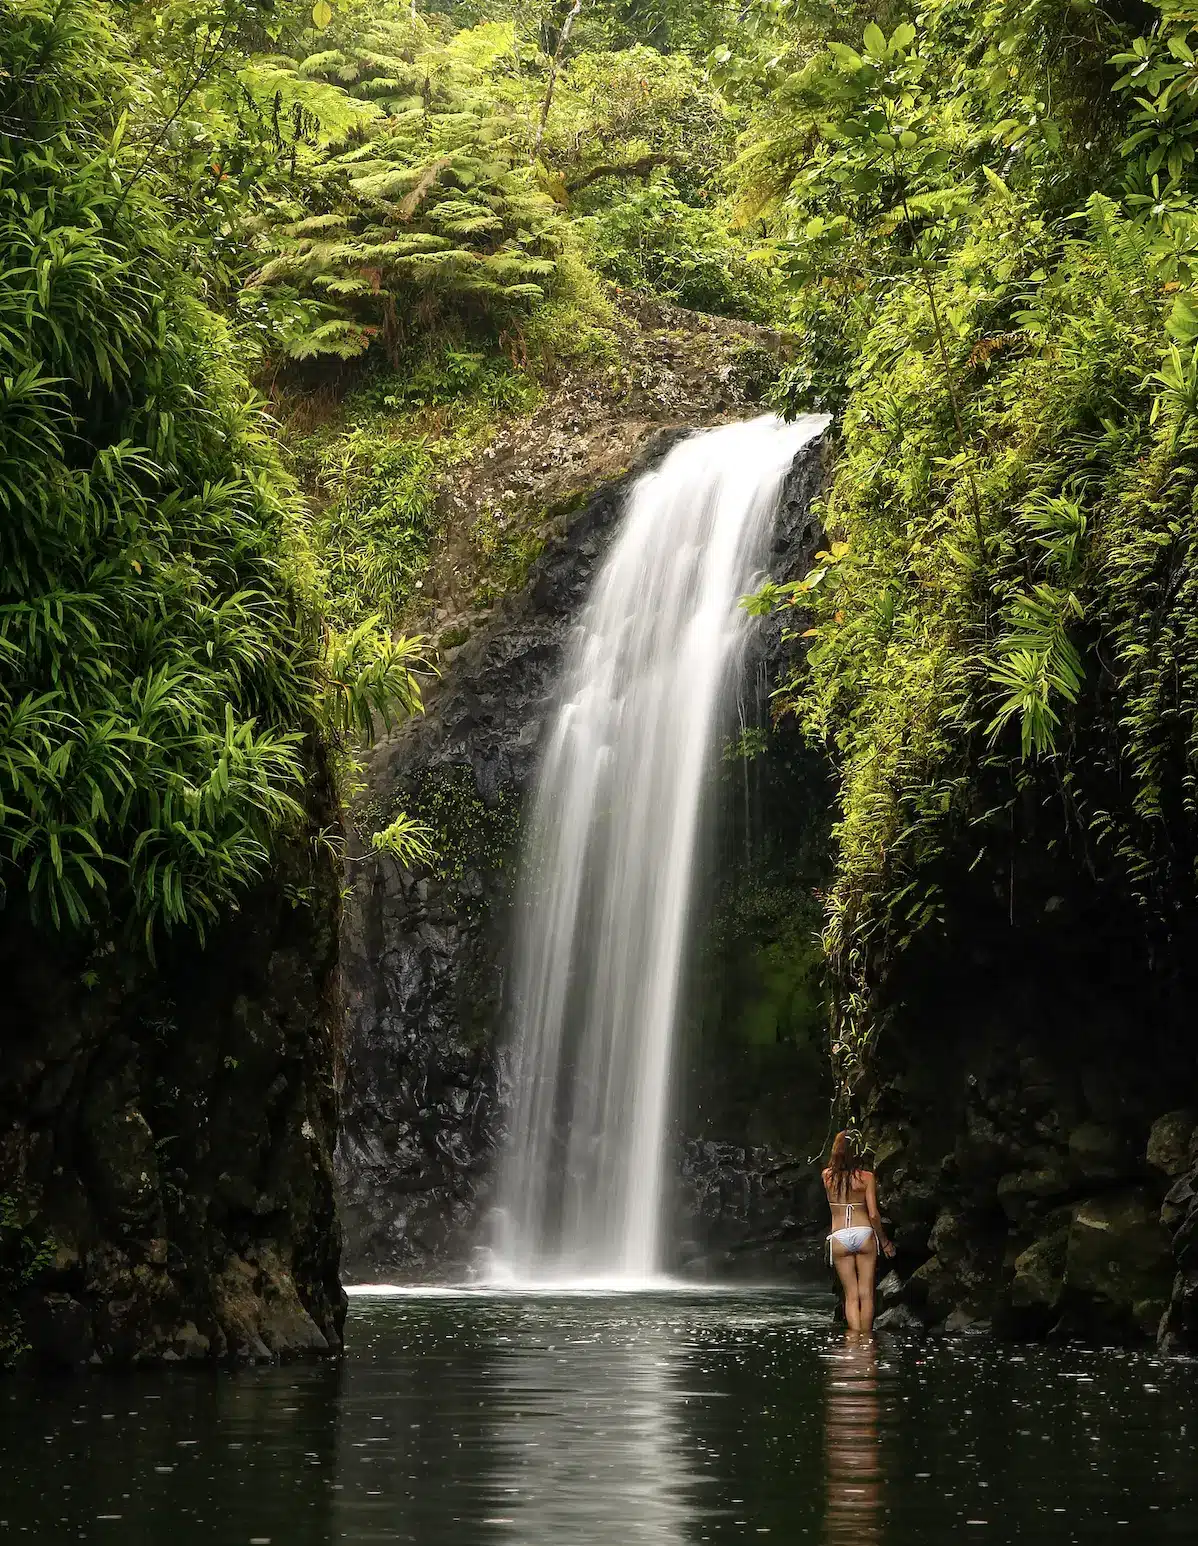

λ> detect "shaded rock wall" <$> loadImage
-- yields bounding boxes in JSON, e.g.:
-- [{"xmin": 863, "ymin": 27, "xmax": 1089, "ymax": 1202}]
[
  {"xmin": 865, "ymin": 823, "xmax": 1198, "ymax": 1345},
  {"xmin": 673, "ymin": 718, "xmax": 836, "ymax": 1276},
  {"xmin": 336, "ymin": 424, "xmax": 833, "ymax": 1280},
  {"xmin": 0, "ymin": 767, "xmax": 345, "ymax": 1366}
]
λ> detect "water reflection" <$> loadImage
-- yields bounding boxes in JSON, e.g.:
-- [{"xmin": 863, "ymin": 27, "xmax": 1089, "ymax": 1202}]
[
  {"xmin": 484, "ymin": 1317, "xmax": 692, "ymax": 1544},
  {"xmin": 823, "ymin": 1334, "xmax": 881, "ymax": 1545},
  {"xmin": 3, "ymin": 1294, "xmax": 1198, "ymax": 1544}
]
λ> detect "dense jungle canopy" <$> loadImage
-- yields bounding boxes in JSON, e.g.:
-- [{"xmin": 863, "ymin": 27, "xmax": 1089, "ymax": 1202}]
[{"xmin": 5, "ymin": 0, "xmax": 1198, "ymax": 1100}]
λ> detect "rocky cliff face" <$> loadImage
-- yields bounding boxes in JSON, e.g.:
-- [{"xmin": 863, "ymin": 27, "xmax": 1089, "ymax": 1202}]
[
  {"xmin": 336, "ymin": 411, "xmax": 833, "ymax": 1281},
  {"xmin": 0, "ymin": 768, "xmax": 345, "ymax": 1367},
  {"xmin": 865, "ymin": 824, "xmax": 1198, "ymax": 1347}
]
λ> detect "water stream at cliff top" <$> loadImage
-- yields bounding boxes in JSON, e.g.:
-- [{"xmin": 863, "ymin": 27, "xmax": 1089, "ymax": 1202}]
[{"xmin": 492, "ymin": 413, "xmax": 829, "ymax": 1284}]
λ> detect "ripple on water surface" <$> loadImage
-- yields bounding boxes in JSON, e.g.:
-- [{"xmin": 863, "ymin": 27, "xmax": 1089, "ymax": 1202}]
[{"xmin": 1, "ymin": 1289, "xmax": 1195, "ymax": 1543}]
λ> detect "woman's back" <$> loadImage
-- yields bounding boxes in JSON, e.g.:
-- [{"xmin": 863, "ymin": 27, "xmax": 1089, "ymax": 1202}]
[
  {"xmin": 823, "ymin": 1166, "xmax": 871, "ymax": 1225},
  {"xmin": 821, "ymin": 1132, "xmax": 895, "ymax": 1334}
]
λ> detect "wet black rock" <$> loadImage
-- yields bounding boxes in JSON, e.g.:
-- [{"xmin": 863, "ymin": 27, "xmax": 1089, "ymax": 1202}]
[
  {"xmin": 673, "ymin": 1138, "xmax": 826, "ymax": 1278},
  {"xmin": 874, "ymin": 1302, "xmax": 926, "ymax": 1334},
  {"xmin": 0, "ymin": 766, "xmax": 345, "ymax": 1366}
]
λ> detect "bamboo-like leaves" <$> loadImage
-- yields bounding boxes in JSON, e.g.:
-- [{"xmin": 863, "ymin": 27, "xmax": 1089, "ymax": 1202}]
[{"xmin": 0, "ymin": 0, "xmax": 340, "ymax": 946}]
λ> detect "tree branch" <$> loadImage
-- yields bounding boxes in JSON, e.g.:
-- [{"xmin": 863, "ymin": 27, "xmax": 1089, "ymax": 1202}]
[{"xmin": 564, "ymin": 152, "xmax": 687, "ymax": 194}]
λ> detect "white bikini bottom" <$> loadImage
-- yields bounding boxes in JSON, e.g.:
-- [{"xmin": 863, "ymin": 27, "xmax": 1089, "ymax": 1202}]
[{"xmin": 828, "ymin": 1225, "xmax": 875, "ymax": 1260}]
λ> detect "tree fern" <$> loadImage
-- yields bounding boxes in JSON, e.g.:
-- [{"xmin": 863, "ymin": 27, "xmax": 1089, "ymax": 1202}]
[{"xmin": 243, "ymin": 11, "xmax": 571, "ymax": 362}]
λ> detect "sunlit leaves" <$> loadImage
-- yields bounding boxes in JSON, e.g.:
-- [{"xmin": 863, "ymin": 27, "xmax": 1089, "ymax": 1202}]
[
  {"xmin": 319, "ymin": 620, "xmax": 428, "ymax": 746},
  {"xmin": 986, "ymin": 585, "xmax": 1085, "ymax": 759},
  {"xmin": 246, "ymin": 11, "xmax": 571, "ymax": 363},
  {"xmin": 369, "ymin": 812, "xmax": 435, "ymax": 868}
]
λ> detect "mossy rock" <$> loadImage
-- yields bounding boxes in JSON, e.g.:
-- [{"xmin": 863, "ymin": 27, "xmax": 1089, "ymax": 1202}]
[
  {"xmin": 996, "ymin": 1158, "xmax": 1074, "ymax": 1223},
  {"xmin": 1010, "ymin": 1225, "xmax": 1069, "ymax": 1316},
  {"xmin": 1065, "ymin": 1189, "xmax": 1173, "ymax": 1337},
  {"xmin": 1147, "ymin": 1110, "xmax": 1197, "ymax": 1179}
]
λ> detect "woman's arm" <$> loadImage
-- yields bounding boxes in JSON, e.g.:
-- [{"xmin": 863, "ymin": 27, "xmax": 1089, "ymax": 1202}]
[{"xmin": 865, "ymin": 1172, "xmax": 896, "ymax": 1257}]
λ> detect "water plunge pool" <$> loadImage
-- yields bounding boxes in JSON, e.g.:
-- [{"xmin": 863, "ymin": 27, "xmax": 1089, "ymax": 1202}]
[{"xmin": 2, "ymin": 1289, "xmax": 1195, "ymax": 1542}]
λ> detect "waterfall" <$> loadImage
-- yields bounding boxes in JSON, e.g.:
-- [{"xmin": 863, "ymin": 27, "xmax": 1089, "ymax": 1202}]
[{"xmin": 492, "ymin": 413, "xmax": 829, "ymax": 1284}]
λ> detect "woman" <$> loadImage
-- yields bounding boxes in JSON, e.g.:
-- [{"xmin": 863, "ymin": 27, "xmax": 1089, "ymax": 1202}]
[{"xmin": 822, "ymin": 1131, "xmax": 895, "ymax": 1334}]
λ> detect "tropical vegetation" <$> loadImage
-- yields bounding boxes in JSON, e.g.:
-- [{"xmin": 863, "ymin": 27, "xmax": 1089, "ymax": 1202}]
[
  {"xmin": 9, "ymin": 0, "xmax": 1198, "ymax": 1111},
  {"xmin": 743, "ymin": 0, "xmax": 1198, "ymax": 1107}
]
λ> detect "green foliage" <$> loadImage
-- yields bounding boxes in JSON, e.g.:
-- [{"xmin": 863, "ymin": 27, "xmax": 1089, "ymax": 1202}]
[
  {"xmin": 544, "ymin": 44, "xmax": 732, "ymax": 200},
  {"xmin": 369, "ymin": 811, "xmax": 436, "ymax": 867},
  {"xmin": 744, "ymin": 0, "xmax": 1198, "ymax": 1101},
  {"xmin": 247, "ymin": 14, "xmax": 574, "ymax": 361},
  {"xmin": 407, "ymin": 764, "xmax": 521, "ymax": 887},
  {"xmin": 468, "ymin": 504, "xmax": 548, "ymax": 605},
  {"xmin": 306, "ymin": 430, "xmax": 441, "ymax": 627},
  {"xmin": 0, "ymin": 0, "xmax": 424, "ymax": 949},
  {"xmin": 582, "ymin": 173, "xmax": 779, "ymax": 319},
  {"xmin": 320, "ymin": 619, "xmax": 427, "ymax": 744},
  {"xmin": 1, "ymin": 0, "xmax": 313, "ymax": 943}
]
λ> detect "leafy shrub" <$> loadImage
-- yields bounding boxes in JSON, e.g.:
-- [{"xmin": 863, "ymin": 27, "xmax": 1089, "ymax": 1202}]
[
  {"xmin": 0, "ymin": 0, "xmax": 322, "ymax": 943},
  {"xmin": 744, "ymin": 0, "xmax": 1198, "ymax": 1101},
  {"xmin": 0, "ymin": 0, "xmax": 422, "ymax": 947},
  {"xmin": 543, "ymin": 45, "xmax": 733, "ymax": 202},
  {"xmin": 0, "ymin": 1196, "xmax": 53, "ymax": 1367},
  {"xmin": 581, "ymin": 173, "xmax": 778, "ymax": 319},
  {"xmin": 247, "ymin": 13, "xmax": 574, "ymax": 362},
  {"xmin": 307, "ymin": 430, "xmax": 440, "ymax": 628}
]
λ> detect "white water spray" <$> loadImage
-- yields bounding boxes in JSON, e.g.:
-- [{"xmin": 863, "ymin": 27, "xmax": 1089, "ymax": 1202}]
[{"xmin": 492, "ymin": 413, "xmax": 828, "ymax": 1284}]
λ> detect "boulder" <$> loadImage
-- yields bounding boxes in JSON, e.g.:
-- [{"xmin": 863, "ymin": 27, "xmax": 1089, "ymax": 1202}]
[
  {"xmin": 1009, "ymin": 1225, "xmax": 1069, "ymax": 1319},
  {"xmin": 944, "ymin": 1307, "xmax": 992, "ymax": 1335},
  {"xmin": 904, "ymin": 1253, "xmax": 956, "ymax": 1321},
  {"xmin": 928, "ymin": 1208, "xmax": 970, "ymax": 1263},
  {"xmin": 1067, "ymin": 1123, "xmax": 1136, "ymax": 1184},
  {"xmin": 1146, "ymin": 1111, "xmax": 1197, "ymax": 1179},
  {"xmin": 1064, "ymin": 1188, "xmax": 1173, "ymax": 1337},
  {"xmin": 874, "ymin": 1302, "xmax": 926, "ymax": 1334},
  {"xmin": 996, "ymin": 1158, "xmax": 1073, "ymax": 1223},
  {"xmin": 1161, "ymin": 1169, "xmax": 1196, "ymax": 1234},
  {"xmin": 1160, "ymin": 1268, "xmax": 1198, "ymax": 1353}
]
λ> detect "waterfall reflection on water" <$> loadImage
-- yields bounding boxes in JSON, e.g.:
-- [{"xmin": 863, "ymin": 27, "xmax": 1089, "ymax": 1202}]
[{"xmin": 482, "ymin": 1317, "xmax": 692, "ymax": 1545}]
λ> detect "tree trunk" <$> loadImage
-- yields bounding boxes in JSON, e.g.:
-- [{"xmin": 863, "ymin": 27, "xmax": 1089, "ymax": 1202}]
[{"xmin": 533, "ymin": 0, "xmax": 583, "ymax": 159}]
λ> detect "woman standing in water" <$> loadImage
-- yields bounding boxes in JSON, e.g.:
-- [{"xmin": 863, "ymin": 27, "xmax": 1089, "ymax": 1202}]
[{"xmin": 823, "ymin": 1131, "xmax": 895, "ymax": 1334}]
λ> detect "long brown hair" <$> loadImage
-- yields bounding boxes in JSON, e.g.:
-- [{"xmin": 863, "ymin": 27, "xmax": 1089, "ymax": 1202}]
[{"xmin": 826, "ymin": 1130, "xmax": 863, "ymax": 1200}]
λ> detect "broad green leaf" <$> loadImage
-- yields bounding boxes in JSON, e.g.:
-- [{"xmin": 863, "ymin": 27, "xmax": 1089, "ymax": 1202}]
[
  {"xmin": 1167, "ymin": 297, "xmax": 1198, "ymax": 343},
  {"xmin": 982, "ymin": 164, "xmax": 1013, "ymax": 201},
  {"xmin": 863, "ymin": 22, "xmax": 886, "ymax": 56}
]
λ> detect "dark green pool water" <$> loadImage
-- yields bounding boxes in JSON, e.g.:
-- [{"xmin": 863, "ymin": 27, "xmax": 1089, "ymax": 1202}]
[{"xmin": 2, "ymin": 1288, "xmax": 1195, "ymax": 1543}]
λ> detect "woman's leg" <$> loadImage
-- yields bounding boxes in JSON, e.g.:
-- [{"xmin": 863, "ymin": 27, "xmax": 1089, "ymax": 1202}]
[
  {"xmin": 832, "ymin": 1244, "xmax": 861, "ymax": 1331},
  {"xmin": 856, "ymin": 1241, "xmax": 879, "ymax": 1332}
]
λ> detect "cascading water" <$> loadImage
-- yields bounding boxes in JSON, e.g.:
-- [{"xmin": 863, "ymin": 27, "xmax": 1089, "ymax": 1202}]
[{"xmin": 492, "ymin": 413, "xmax": 829, "ymax": 1284}]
